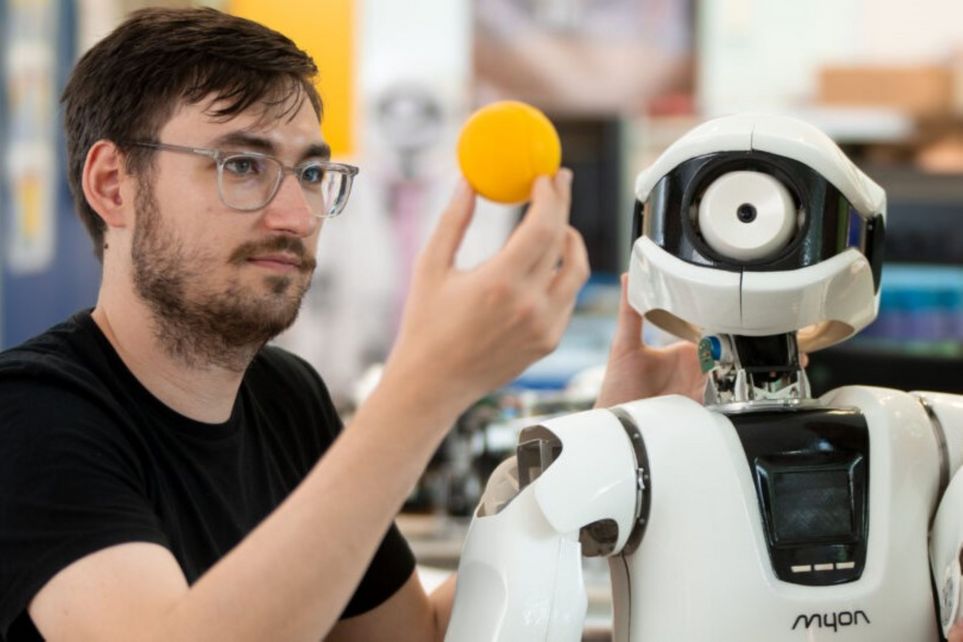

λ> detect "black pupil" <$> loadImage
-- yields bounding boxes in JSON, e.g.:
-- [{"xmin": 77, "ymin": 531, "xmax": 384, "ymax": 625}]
[{"xmin": 737, "ymin": 203, "xmax": 757, "ymax": 223}]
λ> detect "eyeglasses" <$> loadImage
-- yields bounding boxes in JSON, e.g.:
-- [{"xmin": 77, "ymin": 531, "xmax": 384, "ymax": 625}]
[{"xmin": 125, "ymin": 141, "xmax": 359, "ymax": 218}]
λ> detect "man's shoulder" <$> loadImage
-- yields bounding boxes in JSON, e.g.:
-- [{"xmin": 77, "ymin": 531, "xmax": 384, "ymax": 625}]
[
  {"xmin": 250, "ymin": 344, "xmax": 326, "ymax": 392},
  {"xmin": 245, "ymin": 345, "xmax": 341, "ymax": 433},
  {"xmin": 0, "ymin": 312, "xmax": 124, "ymax": 422},
  {"xmin": 0, "ymin": 311, "xmax": 103, "ymax": 382},
  {"xmin": 255, "ymin": 343, "xmax": 314, "ymax": 370}
]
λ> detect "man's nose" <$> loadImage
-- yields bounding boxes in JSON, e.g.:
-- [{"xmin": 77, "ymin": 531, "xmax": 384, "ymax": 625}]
[{"xmin": 261, "ymin": 174, "xmax": 317, "ymax": 236}]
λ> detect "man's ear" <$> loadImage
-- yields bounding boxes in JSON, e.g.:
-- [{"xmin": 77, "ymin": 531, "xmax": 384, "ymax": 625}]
[{"xmin": 81, "ymin": 140, "xmax": 132, "ymax": 229}]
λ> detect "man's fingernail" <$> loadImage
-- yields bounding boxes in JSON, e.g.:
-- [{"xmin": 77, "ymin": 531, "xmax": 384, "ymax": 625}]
[{"xmin": 558, "ymin": 168, "xmax": 573, "ymax": 185}]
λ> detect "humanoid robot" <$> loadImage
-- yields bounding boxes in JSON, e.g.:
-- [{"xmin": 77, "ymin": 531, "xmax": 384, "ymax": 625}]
[{"xmin": 444, "ymin": 113, "xmax": 963, "ymax": 641}]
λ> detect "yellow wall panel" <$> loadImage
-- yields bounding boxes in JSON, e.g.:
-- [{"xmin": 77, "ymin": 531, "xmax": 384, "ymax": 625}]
[{"xmin": 228, "ymin": 0, "xmax": 355, "ymax": 157}]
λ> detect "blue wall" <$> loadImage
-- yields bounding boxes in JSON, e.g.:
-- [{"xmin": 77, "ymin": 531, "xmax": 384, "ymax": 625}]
[{"xmin": 1, "ymin": 0, "xmax": 100, "ymax": 349}]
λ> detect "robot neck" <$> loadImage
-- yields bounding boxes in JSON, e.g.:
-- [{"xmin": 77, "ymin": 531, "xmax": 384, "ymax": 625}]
[{"xmin": 701, "ymin": 332, "xmax": 812, "ymax": 408}]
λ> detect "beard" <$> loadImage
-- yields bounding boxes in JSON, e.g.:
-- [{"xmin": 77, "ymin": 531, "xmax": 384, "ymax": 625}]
[{"xmin": 131, "ymin": 179, "xmax": 316, "ymax": 372}]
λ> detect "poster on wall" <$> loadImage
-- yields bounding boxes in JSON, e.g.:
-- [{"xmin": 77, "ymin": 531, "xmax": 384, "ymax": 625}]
[
  {"xmin": 473, "ymin": 0, "xmax": 694, "ymax": 115},
  {"xmin": 3, "ymin": 0, "xmax": 58, "ymax": 274}
]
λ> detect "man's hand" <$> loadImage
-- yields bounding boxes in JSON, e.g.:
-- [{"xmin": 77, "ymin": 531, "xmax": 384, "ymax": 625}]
[
  {"xmin": 950, "ymin": 623, "xmax": 963, "ymax": 642},
  {"xmin": 382, "ymin": 171, "xmax": 589, "ymax": 415},
  {"xmin": 595, "ymin": 273, "xmax": 705, "ymax": 408}
]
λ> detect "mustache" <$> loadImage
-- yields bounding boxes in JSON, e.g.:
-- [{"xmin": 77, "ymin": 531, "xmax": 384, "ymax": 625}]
[{"xmin": 229, "ymin": 236, "xmax": 317, "ymax": 273}]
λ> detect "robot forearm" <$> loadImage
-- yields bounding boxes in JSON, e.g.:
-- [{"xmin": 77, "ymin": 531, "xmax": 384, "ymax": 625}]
[{"xmin": 444, "ymin": 469, "xmax": 587, "ymax": 642}]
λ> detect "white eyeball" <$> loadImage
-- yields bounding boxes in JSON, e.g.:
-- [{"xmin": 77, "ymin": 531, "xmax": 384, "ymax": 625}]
[{"xmin": 697, "ymin": 171, "xmax": 797, "ymax": 261}]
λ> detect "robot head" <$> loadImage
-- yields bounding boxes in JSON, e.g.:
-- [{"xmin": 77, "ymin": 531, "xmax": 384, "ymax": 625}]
[{"xmin": 628, "ymin": 114, "xmax": 886, "ymax": 353}]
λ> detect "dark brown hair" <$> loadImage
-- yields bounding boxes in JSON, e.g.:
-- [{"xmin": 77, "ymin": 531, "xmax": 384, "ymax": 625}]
[{"xmin": 61, "ymin": 7, "xmax": 323, "ymax": 261}]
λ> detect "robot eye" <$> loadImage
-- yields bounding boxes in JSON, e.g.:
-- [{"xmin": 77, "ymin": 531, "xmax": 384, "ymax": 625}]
[{"xmin": 696, "ymin": 171, "xmax": 798, "ymax": 261}]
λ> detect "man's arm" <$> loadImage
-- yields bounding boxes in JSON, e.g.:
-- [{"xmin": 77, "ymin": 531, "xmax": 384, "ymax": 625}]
[{"xmin": 28, "ymin": 173, "xmax": 587, "ymax": 642}]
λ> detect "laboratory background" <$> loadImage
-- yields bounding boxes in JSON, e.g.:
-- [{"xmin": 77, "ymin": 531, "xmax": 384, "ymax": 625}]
[{"xmin": 2, "ymin": 1, "xmax": 963, "ymax": 636}]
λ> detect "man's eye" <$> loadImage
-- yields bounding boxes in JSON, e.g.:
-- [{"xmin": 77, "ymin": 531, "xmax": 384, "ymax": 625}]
[
  {"xmin": 224, "ymin": 156, "xmax": 263, "ymax": 176},
  {"xmin": 300, "ymin": 163, "xmax": 326, "ymax": 185}
]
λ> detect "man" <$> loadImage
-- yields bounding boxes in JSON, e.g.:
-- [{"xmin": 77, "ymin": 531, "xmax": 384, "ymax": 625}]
[{"xmin": 0, "ymin": 6, "xmax": 705, "ymax": 642}]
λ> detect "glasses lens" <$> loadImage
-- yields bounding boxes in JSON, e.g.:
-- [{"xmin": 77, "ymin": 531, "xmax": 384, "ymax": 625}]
[
  {"xmin": 299, "ymin": 162, "xmax": 354, "ymax": 217},
  {"xmin": 219, "ymin": 154, "xmax": 282, "ymax": 211}
]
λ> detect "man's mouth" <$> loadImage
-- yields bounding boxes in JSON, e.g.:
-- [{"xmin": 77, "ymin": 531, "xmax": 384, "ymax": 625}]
[
  {"xmin": 230, "ymin": 237, "xmax": 317, "ymax": 274},
  {"xmin": 246, "ymin": 253, "xmax": 303, "ymax": 272}
]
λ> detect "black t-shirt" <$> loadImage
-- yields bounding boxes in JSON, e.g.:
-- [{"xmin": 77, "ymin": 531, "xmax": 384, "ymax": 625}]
[{"xmin": 0, "ymin": 311, "xmax": 415, "ymax": 640}]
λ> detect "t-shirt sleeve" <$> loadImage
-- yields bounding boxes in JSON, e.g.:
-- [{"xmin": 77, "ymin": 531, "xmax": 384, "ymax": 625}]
[
  {"xmin": 0, "ymin": 380, "xmax": 168, "ymax": 637},
  {"xmin": 341, "ymin": 522, "xmax": 417, "ymax": 619}
]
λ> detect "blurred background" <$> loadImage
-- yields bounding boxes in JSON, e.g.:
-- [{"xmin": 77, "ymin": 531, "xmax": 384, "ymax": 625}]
[{"xmin": 3, "ymin": 1, "xmax": 963, "ymax": 633}]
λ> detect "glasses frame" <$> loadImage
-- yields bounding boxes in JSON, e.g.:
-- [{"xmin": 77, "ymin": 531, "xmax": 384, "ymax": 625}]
[{"xmin": 124, "ymin": 140, "xmax": 359, "ymax": 218}]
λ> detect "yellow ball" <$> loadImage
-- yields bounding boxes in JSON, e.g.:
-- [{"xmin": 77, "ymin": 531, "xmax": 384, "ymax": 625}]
[{"xmin": 457, "ymin": 101, "xmax": 562, "ymax": 204}]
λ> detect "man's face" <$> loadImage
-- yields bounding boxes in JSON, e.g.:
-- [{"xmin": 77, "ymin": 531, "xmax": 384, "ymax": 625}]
[{"xmin": 130, "ymin": 96, "xmax": 325, "ymax": 369}]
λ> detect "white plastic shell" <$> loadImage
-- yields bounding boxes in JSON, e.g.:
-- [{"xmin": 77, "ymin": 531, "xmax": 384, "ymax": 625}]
[
  {"xmin": 635, "ymin": 113, "xmax": 886, "ymax": 219},
  {"xmin": 920, "ymin": 391, "xmax": 963, "ymax": 637},
  {"xmin": 931, "ymin": 468, "xmax": 963, "ymax": 637},
  {"xmin": 628, "ymin": 238, "xmax": 878, "ymax": 350},
  {"xmin": 914, "ymin": 392, "xmax": 963, "ymax": 476},
  {"xmin": 446, "ymin": 408, "xmax": 639, "ymax": 642},
  {"xmin": 521, "ymin": 410, "xmax": 639, "ymax": 553}
]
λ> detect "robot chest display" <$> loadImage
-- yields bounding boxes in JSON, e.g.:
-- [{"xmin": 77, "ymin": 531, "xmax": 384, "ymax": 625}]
[
  {"xmin": 613, "ymin": 387, "xmax": 942, "ymax": 641},
  {"xmin": 728, "ymin": 406, "xmax": 870, "ymax": 587}
]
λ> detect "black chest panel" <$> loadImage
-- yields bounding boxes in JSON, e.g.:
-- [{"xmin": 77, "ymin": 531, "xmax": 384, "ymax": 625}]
[{"xmin": 728, "ymin": 408, "xmax": 870, "ymax": 586}]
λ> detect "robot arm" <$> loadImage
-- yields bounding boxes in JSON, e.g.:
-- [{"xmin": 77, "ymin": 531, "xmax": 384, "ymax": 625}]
[
  {"xmin": 445, "ymin": 408, "xmax": 641, "ymax": 642},
  {"xmin": 932, "ymin": 470, "xmax": 963, "ymax": 639},
  {"xmin": 923, "ymin": 393, "xmax": 963, "ymax": 638}
]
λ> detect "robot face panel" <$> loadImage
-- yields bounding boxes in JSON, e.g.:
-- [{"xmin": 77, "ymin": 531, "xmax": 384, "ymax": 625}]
[
  {"xmin": 627, "ymin": 114, "xmax": 887, "ymax": 351},
  {"xmin": 636, "ymin": 150, "xmax": 879, "ymax": 277}
]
